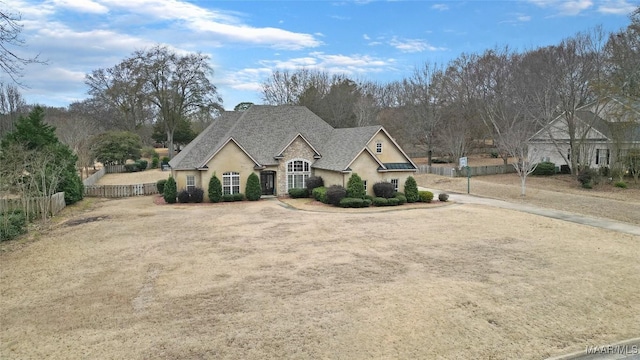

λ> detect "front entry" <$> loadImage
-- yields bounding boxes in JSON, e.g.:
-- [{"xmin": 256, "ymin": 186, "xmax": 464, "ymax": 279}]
[{"xmin": 260, "ymin": 171, "xmax": 276, "ymax": 195}]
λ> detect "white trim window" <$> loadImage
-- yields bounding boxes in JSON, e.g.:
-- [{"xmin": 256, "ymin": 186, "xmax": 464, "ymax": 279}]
[
  {"xmin": 376, "ymin": 142, "xmax": 383, "ymax": 154},
  {"xmin": 391, "ymin": 178, "xmax": 399, "ymax": 192},
  {"xmin": 287, "ymin": 159, "xmax": 310, "ymax": 190},
  {"xmin": 223, "ymin": 172, "xmax": 240, "ymax": 194},
  {"xmin": 363, "ymin": 180, "xmax": 367, "ymax": 192},
  {"xmin": 186, "ymin": 175, "xmax": 195, "ymax": 192},
  {"xmin": 596, "ymin": 148, "xmax": 610, "ymax": 166}
]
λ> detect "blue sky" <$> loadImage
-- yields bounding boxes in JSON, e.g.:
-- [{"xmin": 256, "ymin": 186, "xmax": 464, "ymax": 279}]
[{"xmin": 4, "ymin": 0, "xmax": 638, "ymax": 110}]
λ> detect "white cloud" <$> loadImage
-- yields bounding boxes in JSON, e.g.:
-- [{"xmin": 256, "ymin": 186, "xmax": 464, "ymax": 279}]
[
  {"xmin": 257, "ymin": 52, "xmax": 396, "ymax": 76},
  {"xmin": 389, "ymin": 37, "xmax": 446, "ymax": 53},
  {"xmin": 527, "ymin": 0, "xmax": 594, "ymax": 15},
  {"xmin": 431, "ymin": 4, "xmax": 449, "ymax": 11},
  {"xmin": 597, "ymin": 0, "xmax": 638, "ymax": 14},
  {"xmin": 51, "ymin": 0, "xmax": 109, "ymax": 14}
]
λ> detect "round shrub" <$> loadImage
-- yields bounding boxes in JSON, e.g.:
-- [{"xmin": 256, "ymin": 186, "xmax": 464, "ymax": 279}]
[
  {"xmin": 532, "ymin": 161, "xmax": 556, "ymax": 176},
  {"xmin": 404, "ymin": 176, "xmax": 419, "ymax": 203},
  {"xmin": 135, "ymin": 159, "xmax": 148, "ymax": 171},
  {"xmin": 178, "ymin": 190, "xmax": 191, "ymax": 203},
  {"xmin": 151, "ymin": 157, "xmax": 159, "ymax": 169},
  {"xmin": 222, "ymin": 194, "xmax": 235, "ymax": 202},
  {"xmin": 190, "ymin": 188, "xmax": 204, "ymax": 203},
  {"xmin": 312, "ymin": 186, "xmax": 328, "ymax": 203},
  {"xmin": 288, "ymin": 188, "xmax": 309, "ymax": 198},
  {"xmin": 163, "ymin": 177, "xmax": 177, "ymax": 204},
  {"xmin": 387, "ymin": 197, "xmax": 400, "ymax": 206},
  {"xmin": 373, "ymin": 182, "xmax": 395, "ymax": 198},
  {"xmin": 233, "ymin": 193, "xmax": 245, "ymax": 201},
  {"xmin": 418, "ymin": 190, "xmax": 434, "ymax": 203},
  {"xmin": 372, "ymin": 197, "xmax": 388, "ymax": 206},
  {"xmin": 246, "ymin": 173, "xmax": 262, "ymax": 201},
  {"xmin": 208, "ymin": 174, "xmax": 222, "ymax": 203},
  {"xmin": 346, "ymin": 173, "xmax": 366, "ymax": 199},
  {"xmin": 339, "ymin": 197, "xmax": 369, "ymax": 208},
  {"xmin": 125, "ymin": 163, "xmax": 138, "ymax": 172},
  {"xmin": 156, "ymin": 179, "xmax": 167, "ymax": 194},
  {"xmin": 306, "ymin": 176, "xmax": 324, "ymax": 193},
  {"xmin": 394, "ymin": 194, "xmax": 407, "ymax": 205},
  {"xmin": 438, "ymin": 193, "xmax": 449, "ymax": 202},
  {"xmin": 326, "ymin": 185, "xmax": 347, "ymax": 206},
  {"xmin": 161, "ymin": 156, "xmax": 170, "ymax": 165},
  {"xmin": 614, "ymin": 181, "xmax": 627, "ymax": 189}
]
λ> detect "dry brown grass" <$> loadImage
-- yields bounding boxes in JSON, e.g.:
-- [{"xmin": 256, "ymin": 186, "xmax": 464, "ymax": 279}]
[
  {"xmin": 416, "ymin": 173, "xmax": 640, "ymax": 225},
  {"xmin": 1, "ymin": 190, "xmax": 639, "ymax": 359},
  {"xmin": 96, "ymin": 169, "xmax": 170, "ymax": 185}
]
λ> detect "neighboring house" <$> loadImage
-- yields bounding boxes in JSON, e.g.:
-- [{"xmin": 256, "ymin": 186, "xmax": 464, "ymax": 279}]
[
  {"xmin": 169, "ymin": 105, "xmax": 417, "ymax": 199},
  {"xmin": 528, "ymin": 98, "xmax": 640, "ymax": 171}
]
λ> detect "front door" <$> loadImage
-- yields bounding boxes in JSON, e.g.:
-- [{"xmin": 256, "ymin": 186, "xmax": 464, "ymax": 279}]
[{"xmin": 260, "ymin": 171, "xmax": 275, "ymax": 195}]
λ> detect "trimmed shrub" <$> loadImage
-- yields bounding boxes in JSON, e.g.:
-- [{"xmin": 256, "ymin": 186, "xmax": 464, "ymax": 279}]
[
  {"xmin": 326, "ymin": 185, "xmax": 347, "ymax": 206},
  {"xmin": 135, "ymin": 159, "xmax": 148, "ymax": 171},
  {"xmin": 532, "ymin": 161, "xmax": 556, "ymax": 176},
  {"xmin": 339, "ymin": 197, "xmax": 370, "ymax": 208},
  {"xmin": 418, "ymin": 190, "xmax": 434, "ymax": 203},
  {"xmin": 387, "ymin": 197, "xmax": 400, "ymax": 206},
  {"xmin": 208, "ymin": 174, "xmax": 222, "ymax": 203},
  {"xmin": 346, "ymin": 173, "xmax": 366, "ymax": 199},
  {"xmin": 190, "ymin": 188, "xmax": 204, "ymax": 203},
  {"xmin": 404, "ymin": 176, "xmax": 419, "ymax": 203},
  {"xmin": 246, "ymin": 173, "xmax": 262, "ymax": 201},
  {"xmin": 372, "ymin": 197, "xmax": 388, "ymax": 206},
  {"xmin": 394, "ymin": 194, "xmax": 407, "ymax": 205},
  {"xmin": 124, "ymin": 163, "xmax": 138, "ymax": 172},
  {"xmin": 364, "ymin": 194, "xmax": 373, "ymax": 201},
  {"xmin": 312, "ymin": 186, "xmax": 328, "ymax": 204},
  {"xmin": 438, "ymin": 193, "xmax": 449, "ymax": 202},
  {"xmin": 614, "ymin": 181, "xmax": 627, "ymax": 189},
  {"xmin": 156, "ymin": 179, "xmax": 167, "ymax": 194},
  {"xmin": 306, "ymin": 176, "xmax": 324, "ymax": 193},
  {"xmin": 0, "ymin": 210, "xmax": 27, "ymax": 242},
  {"xmin": 288, "ymin": 188, "xmax": 309, "ymax": 198},
  {"xmin": 373, "ymin": 182, "xmax": 395, "ymax": 198},
  {"xmin": 161, "ymin": 156, "xmax": 170, "ymax": 165},
  {"xmin": 233, "ymin": 193, "xmax": 245, "ymax": 201},
  {"xmin": 178, "ymin": 190, "xmax": 191, "ymax": 203},
  {"xmin": 151, "ymin": 157, "xmax": 159, "ymax": 169},
  {"xmin": 163, "ymin": 177, "xmax": 177, "ymax": 204},
  {"xmin": 222, "ymin": 194, "xmax": 235, "ymax": 202}
]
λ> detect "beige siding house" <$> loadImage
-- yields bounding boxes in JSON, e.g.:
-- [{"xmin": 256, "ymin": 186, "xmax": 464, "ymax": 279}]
[{"xmin": 169, "ymin": 105, "xmax": 417, "ymax": 199}]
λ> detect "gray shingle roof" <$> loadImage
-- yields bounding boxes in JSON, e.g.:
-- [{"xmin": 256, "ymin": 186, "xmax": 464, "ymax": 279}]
[{"xmin": 171, "ymin": 105, "xmax": 375, "ymax": 171}]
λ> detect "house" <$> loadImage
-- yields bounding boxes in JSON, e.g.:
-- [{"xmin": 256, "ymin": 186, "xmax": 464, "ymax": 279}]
[
  {"xmin": 528, "ymin": 98, "xmax": 640, "ymax": 171},
  {"xmin": 168, "ymin": 105, "xmax": 417, "ymax": 199}
]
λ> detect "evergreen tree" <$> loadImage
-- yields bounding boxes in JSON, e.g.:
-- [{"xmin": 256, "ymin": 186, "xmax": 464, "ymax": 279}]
[
  {"xmin": 163, "ymin": 176, "xmax": 177, "ymax": 204},
  {"xmin": 208, "ymin": 173, "xmax": 222, "ymax": 203},
  {"xmin": 346, "ymin": 173, "xmax": 366, "ymax": 199},
  {"xmin": 1, "ymin": 106, "xmax": 83, "ymax": 204},
  {"xmin": 404, "ymin": 176, "xmax": 419, "ymax": 203},
  {"xmin": 245, "ymin": 172, "xmax": 261, "ymax": 201}
]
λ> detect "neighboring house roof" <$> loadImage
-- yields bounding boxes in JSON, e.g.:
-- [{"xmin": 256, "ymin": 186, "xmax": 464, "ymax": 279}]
[
  {"xmin": 169, "ymin": 105, "xmax": 416, "ymax": 172},
  {"xmin": 529, "ymin": 98, "xmax": 640, "ymax": 143}
]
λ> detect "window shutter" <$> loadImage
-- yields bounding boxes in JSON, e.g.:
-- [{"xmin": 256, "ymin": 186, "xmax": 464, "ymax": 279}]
[
  {"xmin": 595, "ymin": 149, "xmax": 599, "ymax": 165},
  {"xmin": 606, "ymin": 149, "xmax": 610, "ymax": 165}
]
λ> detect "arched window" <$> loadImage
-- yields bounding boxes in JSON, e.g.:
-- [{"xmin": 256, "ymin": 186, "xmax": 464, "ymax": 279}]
[
  {"xmin": 286, "ymin": 159, "xmax": 310, "ymax": 190},
  {"xmin": 223, "ymin": 172, "xmax": 240, "ymax": 194}
]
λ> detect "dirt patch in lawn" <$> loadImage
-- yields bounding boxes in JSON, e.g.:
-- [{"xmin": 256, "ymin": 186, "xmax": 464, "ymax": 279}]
[{"xmin": 1, "ymin": 196, "xmax": 638, "ymax": 360}]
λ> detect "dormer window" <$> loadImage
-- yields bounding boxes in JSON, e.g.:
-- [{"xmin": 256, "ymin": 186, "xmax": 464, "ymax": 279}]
[{"xmin": 376, "ymin": 142, "xmax": 382, "ymax": 154}]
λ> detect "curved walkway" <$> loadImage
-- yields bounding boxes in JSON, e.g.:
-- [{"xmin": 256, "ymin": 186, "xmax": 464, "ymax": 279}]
[{"xmin": 419, "ymin": 187, "xmax": 640, "ymax": 237}]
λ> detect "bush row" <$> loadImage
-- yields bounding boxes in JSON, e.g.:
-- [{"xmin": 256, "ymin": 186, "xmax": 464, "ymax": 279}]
[
  {"xmin": 177, "ymin": 188, "xmax": 205, "ymax": 203},
  {"xmin": 125, "ymin": 159, "xmax": 149, "ymax": 172}
]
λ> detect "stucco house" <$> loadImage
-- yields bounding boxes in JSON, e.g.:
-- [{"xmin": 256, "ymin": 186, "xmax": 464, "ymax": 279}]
[
  {"xmin": 168, "ymin": 105, "xmax": 417, "ymax": 199},
  {"xmin": 528, "ymin": 98, "xmax": 640, "ymax": 171}
]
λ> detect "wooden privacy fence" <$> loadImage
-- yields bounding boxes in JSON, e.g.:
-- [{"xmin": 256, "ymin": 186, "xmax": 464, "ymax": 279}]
[
  {"xmin": 83, "ymin": 167, "xmax": 106, "ymax": 186},
  {"xmin": 105, "ymin": 165, "xmax": 127, "ymax": 174},
  {"xmin": 417, "ymin": 164, "xmax": 516, "ymax": 177},
  {"xmin": 0, "ymin": 192, "xmax": 66, "ymax": 218},
  {"xmin": 84, "ymin": 183, "xmax": 158, "ymax": 198}
]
